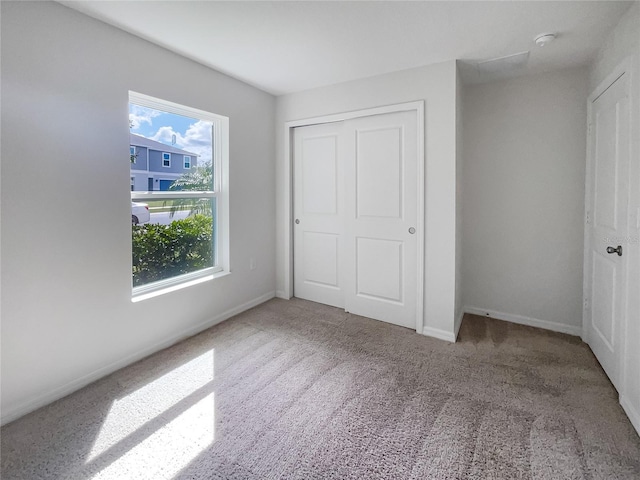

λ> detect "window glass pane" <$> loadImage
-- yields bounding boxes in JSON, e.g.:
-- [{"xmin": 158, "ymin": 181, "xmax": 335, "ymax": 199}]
[
  {"xmin": 129, "ymin": 104, "xmax": 213, "ymax": 192},
  {"xmin": 129, "ymin": 95, "xmax": 223, "ymax": 294},
  {"xmin": 132, "ymin": 197, "xmax": 215, "ymax": 288}
]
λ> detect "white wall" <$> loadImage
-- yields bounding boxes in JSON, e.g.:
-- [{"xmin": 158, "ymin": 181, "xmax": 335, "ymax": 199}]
[
  {"xmin": 455, "ymin": 63, "xmax": 464, "ymax": 337},
  {"xmin": 1, "ymin": 1, "xmax": 276, "ymax": 424},
  {"xmin": 276, "ymin": 61, "xmax": 459, "ymax": 341},
  {"xmin": 462, "ymin": 66, "xmax": 588, "ymax": 335},
  {"xmin": 589, "ymin": 2, "xmax": 640, "ymax": 435}
]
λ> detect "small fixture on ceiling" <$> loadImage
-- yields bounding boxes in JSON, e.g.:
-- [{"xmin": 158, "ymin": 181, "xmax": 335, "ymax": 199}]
[{"xmin": 535, "ymin": 33, "xmax": 556, "ymax": 47}]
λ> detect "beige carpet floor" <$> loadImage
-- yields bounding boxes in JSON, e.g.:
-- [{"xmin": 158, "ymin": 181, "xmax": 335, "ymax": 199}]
[{"xmin": 2, "ymin": 298, "xmax": 639, "ymax": 479}]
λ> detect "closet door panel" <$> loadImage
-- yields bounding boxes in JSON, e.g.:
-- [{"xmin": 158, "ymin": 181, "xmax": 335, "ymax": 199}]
[
  {"xmin": 344, "ymin": 111, "xmax": 418, "ymax": 329},
  {"xmin": 293, "ymin": 122, "xmax": 345, "ymax": 308}
]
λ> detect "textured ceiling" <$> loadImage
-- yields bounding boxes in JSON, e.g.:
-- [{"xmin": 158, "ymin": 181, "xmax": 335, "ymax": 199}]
[{"xmin": 60, "ymin": 1, "xmax": 633, "ymax": 95}]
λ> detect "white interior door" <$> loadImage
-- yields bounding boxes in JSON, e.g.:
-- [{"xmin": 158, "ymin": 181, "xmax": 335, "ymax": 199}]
[
  {"xmin": 293, "ymin": 110, "xmax": 419, "ymax": 330},
  {"xmin": 585, "ymin": 72, "xmax": 630, "ymax": 392},
  {"xmin": 343, "ymin": 111, "xmax": 418, "ymax": 329},
  {"xmin": 293, "ymin": 122, "xmax": 345, "ymax": 308}
]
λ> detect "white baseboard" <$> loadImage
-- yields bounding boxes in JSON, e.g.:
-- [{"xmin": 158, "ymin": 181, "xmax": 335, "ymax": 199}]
[
  {"xmin": 1, "ymin": 291, "xmax": 276, "ymax": 426},
  {"xmin": 420, "ymin": 309, "xmax": 463, "ymax": 343},
  {"xmin": 422, "ymin": 326, "xmax": 457, "ymax": 343},
  {"xmin": 620, "ymin": 396, "xmax": 640, "ymax": 437},
  {"xmin": 463, "ymin": 306, "xmax": 583, "ymax": 337},
  {"xmin": 275, "ymin": 290, "xmax": 290, "ymax": 299}
]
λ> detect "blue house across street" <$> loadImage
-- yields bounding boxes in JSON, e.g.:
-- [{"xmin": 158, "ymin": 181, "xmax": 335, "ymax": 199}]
[{"xmin": 130, "ymin": 133, "xmax": 198, "ymax": 191}]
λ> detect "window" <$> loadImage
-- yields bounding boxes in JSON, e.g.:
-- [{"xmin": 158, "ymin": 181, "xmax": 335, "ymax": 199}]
[
  {"xmin": 130, "ymin": 177, "xmax": 135, "ymax": 191},
  {"xmin": 129, "ymin": 92, "xmax": 229, "ymax": 299},
  {"xmin": 130, "ymin": 146, "xmax": 137, "ymax": 164}
]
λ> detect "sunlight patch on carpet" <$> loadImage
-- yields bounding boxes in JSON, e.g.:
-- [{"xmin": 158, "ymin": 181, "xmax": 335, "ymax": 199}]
[
  {"xmin": 90, "ymin": 392, "xmax": 214, "ymax": 480},
  {"xmin": 85, "ymin": 349, "xmax": 215, "ymax": 478}
]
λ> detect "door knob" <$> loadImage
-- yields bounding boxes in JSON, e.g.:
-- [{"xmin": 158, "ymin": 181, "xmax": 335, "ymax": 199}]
[
  {"xmin": 606, "ymin": 245, "xmax": 622, "ymax": 256},
  {"xmin": 408, "ymin": 227, "xmax": 416, "ymax": 234}
]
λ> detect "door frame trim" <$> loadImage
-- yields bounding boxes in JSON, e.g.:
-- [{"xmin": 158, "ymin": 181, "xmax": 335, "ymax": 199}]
[
  {"xmin": 282, "ymin": 101, "xmax": 426, "ymax": 333},
  {"xmin": 583, "ymin": 57, "xmax": 632, "ymax": 382}
]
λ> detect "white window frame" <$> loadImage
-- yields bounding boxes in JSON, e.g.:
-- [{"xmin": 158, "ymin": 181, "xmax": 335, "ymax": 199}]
[
  {"xmin": 162, "ymin": 152, "xmax": 171, "ymax": 168},
  {"xmin": 129, "ymin": 91, "xmax": 230, "ymax": 300},
  {"xmin": 184, "ymin": 155, "xmax": 191, "ymax": 169}
]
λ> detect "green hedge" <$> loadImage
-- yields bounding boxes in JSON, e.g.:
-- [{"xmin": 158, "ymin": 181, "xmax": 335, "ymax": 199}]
[{"xmin": 132, "ymin": 214, "xmax": 213, "ymax": 287}]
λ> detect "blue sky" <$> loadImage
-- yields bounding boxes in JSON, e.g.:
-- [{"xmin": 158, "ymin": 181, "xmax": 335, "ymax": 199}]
[{"xmin": 129, "ymin": 104, "xmax": 213, "ymax": 164}]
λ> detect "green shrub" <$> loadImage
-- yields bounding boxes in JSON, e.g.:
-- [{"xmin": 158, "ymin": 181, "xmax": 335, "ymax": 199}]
[{"xmin": 132, "ymin": 214, "xmax": 213, "ymax": 287}]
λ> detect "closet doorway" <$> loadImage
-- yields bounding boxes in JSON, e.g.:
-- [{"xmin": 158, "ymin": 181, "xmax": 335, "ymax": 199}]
[{"xmin": 290, "ymin": 104, "xmax": 424, "ymax": 330}]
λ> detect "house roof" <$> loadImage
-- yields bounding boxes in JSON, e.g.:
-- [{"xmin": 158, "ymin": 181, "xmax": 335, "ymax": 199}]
[{"xmin": 130, "ymin": 133, "xmax": 198, "ymax": 157}]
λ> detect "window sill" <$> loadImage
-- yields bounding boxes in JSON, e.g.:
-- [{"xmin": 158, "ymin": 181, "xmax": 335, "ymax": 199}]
[{"xmin": 132, "ymin": 269, "xmax": 230, "ymax": 303}]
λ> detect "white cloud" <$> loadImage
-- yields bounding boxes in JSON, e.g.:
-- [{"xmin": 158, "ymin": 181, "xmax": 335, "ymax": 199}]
[
  {"xmin": 151, "ymin": 126, "xmax": 180, "ymax": 145},
  {"xmin": 151, "ymin": 121, "xmax": 213, "ymax": 165},
  {"xmin": 129, "ymin": 106, "xmax": 162, "ymax": 130}
]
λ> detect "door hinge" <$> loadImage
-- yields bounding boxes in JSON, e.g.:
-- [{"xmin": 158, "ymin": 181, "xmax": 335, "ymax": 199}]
[
  {"xmin": 584, "ymin": 297, "xmax": 589, "ymax": 310},
  {"xmin": 585, "ymin": 210, "xmax": 591, "ymax": 225}
]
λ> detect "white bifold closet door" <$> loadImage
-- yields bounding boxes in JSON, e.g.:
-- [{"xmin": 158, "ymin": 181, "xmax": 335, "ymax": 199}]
[{"xmin": 293, "ymin": 111, "xmax": 418, "ymax": 329}]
